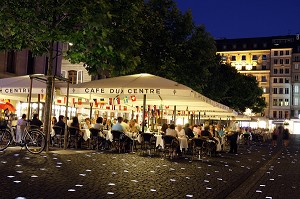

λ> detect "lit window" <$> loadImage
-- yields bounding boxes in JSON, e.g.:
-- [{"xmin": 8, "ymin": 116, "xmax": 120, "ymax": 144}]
[
  {"xmin": 295, "ymin": 63, "xmax": 299, "ymax": 70},
  {"xmin": 77, "ymin": 70, "xmax": 83, "ymax": 84},
  {"xmin": 263, "ymin": 87, "xmax": 267, "ymax": 93},
  {"xmin": 61, "ymin": 70, "xmax": 66, "ymax": 78},
  {"xmin": 279, "ymin": 99, "xmax": 283, "ymax": 106},
  {"xmin": 295, "ymin": 85, "xmax": 299, "ymax": 93},
  {"xmin": 295, "ymin": 97, "xmax": 299, "ymax": 106},
  {"xmin": 285, "ymin": 99, "xmax": 289, "ymax": 106}
]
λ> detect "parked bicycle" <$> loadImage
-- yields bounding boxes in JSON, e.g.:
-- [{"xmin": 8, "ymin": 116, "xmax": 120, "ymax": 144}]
[{"xmin": 0, "ymin": 123, "xmax": 46, "ymax": 154}]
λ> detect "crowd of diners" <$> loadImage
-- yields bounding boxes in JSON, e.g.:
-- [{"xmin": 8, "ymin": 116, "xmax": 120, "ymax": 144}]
[
  {"xmin": 7, "ymin": 110, "xmax": 275, "ymax": 155},
  {"xmin": 46, "ymin": 114, "xmax": 274, "ymax": 156}
]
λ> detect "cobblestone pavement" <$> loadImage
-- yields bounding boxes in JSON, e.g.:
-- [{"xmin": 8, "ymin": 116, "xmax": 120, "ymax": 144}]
[{"xmin": 0, "ymin": 136, "xmax": 298, "ymax": 199}]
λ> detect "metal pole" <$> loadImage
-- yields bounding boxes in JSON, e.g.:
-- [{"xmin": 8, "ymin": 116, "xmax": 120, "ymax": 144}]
[
  {"xmin": 174, "ymin": 105, "xmax": 176, "ymax": 125},
  {"xmin": 142, "ymin": 94, "xmax": 146, "ymax": 133},
  {"xmin": 37, "ymin": 94, "xmax": 40, "ymax": 118},
  {"xmin": 64, "ymin": 80, "xmax": 70, "ymax": 149},
  {"xmin": 89, "ymin": 103, "xmax": 93, "ymax": 119},
  {"xmin": 27, "ymin": 77, "xmax": 33, "ymax": 120}
]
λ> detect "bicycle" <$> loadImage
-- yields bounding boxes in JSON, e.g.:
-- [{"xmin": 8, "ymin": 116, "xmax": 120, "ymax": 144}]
[{"xmin": 0, "ymin": 123, "xmax": 46, "ymax": 154}]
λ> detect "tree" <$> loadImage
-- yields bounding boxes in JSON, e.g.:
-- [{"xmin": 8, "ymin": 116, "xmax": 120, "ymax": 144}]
[
  {"xmin": 202, "ymin": 63, "xmax": 266, "ymax": 113},
  {"xmin": 66, "ymin": 0, "xmax": 144, "ymax": 76},
  {"xmin": 0, "ymin": 0, "xmax": 117, "ymax": 151}
]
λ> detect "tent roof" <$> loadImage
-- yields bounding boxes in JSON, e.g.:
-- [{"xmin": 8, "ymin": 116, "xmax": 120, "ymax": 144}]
[{"xmin": 62, "ymin": 73, "xmax": 237, "ymax": 116}]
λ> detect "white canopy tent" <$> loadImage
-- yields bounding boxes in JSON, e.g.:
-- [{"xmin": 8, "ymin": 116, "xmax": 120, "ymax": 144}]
[{"xmin": 60, "ymin": 73, "xmax": 237, "ymax": 121}]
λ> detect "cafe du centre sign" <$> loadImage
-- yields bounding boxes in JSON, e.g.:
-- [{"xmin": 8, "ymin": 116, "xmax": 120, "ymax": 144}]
[{"xmin": 60, "ymin": 87, "xmax": 192, "ymax": 96}]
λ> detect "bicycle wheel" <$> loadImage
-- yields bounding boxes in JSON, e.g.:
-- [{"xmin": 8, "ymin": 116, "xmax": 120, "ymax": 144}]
[
  {"xmin": 25, "ymin": 130, "xmax": 46, "ymax": 154},
  {"xmin": 0, "ymin": 128, "xmax": 12, "ymax": 151}
]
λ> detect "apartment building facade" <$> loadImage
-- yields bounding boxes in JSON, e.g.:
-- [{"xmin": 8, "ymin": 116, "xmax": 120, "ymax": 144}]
[{"xmin": 216, "ymin": 35, "xmax": 300, "ymax": 123}]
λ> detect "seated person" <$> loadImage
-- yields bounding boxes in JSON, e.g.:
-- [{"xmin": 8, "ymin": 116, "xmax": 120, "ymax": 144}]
[
  {"xmin": 184, "ymin": 123, "xmax": 194, "ymax": 139},
  {"xmin": 112, "ymin": 117, "xmax": 125, "ymax": 132},
  {"xmin": 30, "ymin": 113, "xmax": 43, "ymax": 128},
  {"xmin": 82, "ymin": 118, "xmax": 92, "ymax": 129},
  {"xmin": 55, "ymin": 115, "xmax": 66, "ymax": 134},
  {"xmin": 176, "ymin": 125, "xmax": 186, "ymax": 138}
]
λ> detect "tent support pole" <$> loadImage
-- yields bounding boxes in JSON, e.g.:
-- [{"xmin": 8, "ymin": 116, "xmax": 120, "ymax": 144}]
[
  {"xmin": 64, "ymin": 80, "xmax": 70, "ymax": 149},
  {"xmin": 27, "ymin": 77, "xmax": 33, "ymax": 120},
  {"xmin": 174, "ymin": 105, "xmax": 176, "ymax": 125},
  {"xmin": 142, "ymin": 94, "xmax": 146, "ymax": 133}
]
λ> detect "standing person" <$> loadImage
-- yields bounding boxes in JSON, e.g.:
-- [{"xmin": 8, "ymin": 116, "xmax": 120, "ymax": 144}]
[
  {"xmin": 272, "ymin": 127, "xmax": 279, "ymax": 147},
  {"xmin": 226, "ymin": 130, "xmax": 238, "ymax": 154},
  {"xmin": 282, "ymin": 127, "xmax": 290, "ymax": 147},
  {"xmin": 16, "ymin": 114, "xmax": 27, "ymax": 143}
]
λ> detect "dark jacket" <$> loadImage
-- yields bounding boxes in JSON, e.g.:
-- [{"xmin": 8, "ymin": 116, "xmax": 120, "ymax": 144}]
[
  {"xmin": 30, "ymin": 118, "xmax": 43, "ymax": 127},
  {"xmin": 184, "ymin": 127, "xmax": 194, "ymax": 138}
]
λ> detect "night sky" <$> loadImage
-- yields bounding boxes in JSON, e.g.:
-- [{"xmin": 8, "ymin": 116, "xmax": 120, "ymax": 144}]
[{"xmin": 175, "ymin": 0, "xmax": 300, "ymax": 39}]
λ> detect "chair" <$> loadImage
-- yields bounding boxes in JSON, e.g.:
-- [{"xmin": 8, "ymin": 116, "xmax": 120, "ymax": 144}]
[
  {"xmin": 203, "ymin": 139, "xmax": 216, "ymax": 157},
  {"xmin": 191, "ymin": 138, "xmax": 205, "ymax": 160},
  {"xmin": 111, "ymin": 130, "xmax": 126, "ymax": 153},
  {"xmin": 68, "ymin": 126, "xmax": 80, "ymax": 149},
  {"xmin": 162, "ymin": 135, "xmax": 178, "ymax": 159},
  {"xmin": 52, "ymin": 126, "xmax": 64, "ymax": 148},
  {"xmin": 89, "ymin": 128, "xmax": 101, "ymax": 150},
  {"xmin": 140, "ymin": 133, "xmax": 155, "ymax": 155}
]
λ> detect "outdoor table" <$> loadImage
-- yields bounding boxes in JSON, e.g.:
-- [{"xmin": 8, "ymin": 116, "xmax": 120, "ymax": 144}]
[
  {"xmin": 178, "ymin": 137, "xmax": 188, "ymax": 151},
  {"xmin": 106, "ymin": 130, "xmax": 113, "ymax": 142},
  {"xmin": 81, "ymin": 129, "xmax": 90, "ymax": 141},
  {"xmin": 155, "ymin": 134, "xmax": 164, "ymax": 149}
]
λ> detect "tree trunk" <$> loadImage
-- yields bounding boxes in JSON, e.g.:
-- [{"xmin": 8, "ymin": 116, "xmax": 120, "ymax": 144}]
[{"xmin": 44, "ymin": 41, "xmax": 54, "ymax": 152}]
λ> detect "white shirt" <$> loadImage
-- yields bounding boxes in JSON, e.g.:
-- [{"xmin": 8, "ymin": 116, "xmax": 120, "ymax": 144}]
[{"xmin": 166, "ymin": 128, "xmax": 178, "ymax": 137}]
